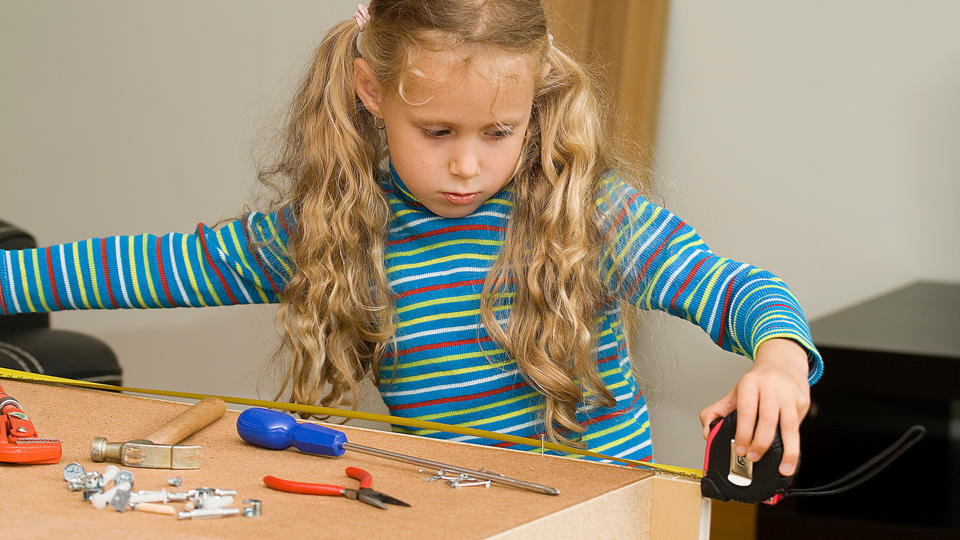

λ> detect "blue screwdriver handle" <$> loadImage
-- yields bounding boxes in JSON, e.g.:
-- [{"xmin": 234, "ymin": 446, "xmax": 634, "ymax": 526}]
[{"xmin": 236, "ymin": 407, "xmax": 347, "ymax": 457}]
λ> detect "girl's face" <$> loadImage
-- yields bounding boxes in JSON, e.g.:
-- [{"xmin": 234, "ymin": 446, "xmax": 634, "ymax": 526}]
[{"xmin": 356, "ymin": 47, "xmax": 537, "ymax": 218}]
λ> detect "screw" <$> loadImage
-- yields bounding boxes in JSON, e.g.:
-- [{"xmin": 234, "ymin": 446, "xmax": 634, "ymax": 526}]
[{"xmin": 167, "ymin": 477, "xmax": 182, "ymax": 487}]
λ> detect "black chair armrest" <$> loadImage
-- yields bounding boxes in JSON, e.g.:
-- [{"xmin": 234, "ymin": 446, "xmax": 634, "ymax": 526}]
[{"xmin": 0, "ymin": 330, "xmax": 121, "ymax": 385}]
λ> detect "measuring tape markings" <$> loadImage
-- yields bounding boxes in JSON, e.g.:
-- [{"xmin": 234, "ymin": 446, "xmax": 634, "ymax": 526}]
[{"xmin": 0, "ymin": 367, "xmax": 704, "ymax": 478}]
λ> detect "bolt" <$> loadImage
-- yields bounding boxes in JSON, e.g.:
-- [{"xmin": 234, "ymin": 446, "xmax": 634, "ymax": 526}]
[
  {"xmin": 456, "ymin": 480, "xmax": 491, "ymax": 488},
  {"xmin": 114, "ymin": 470, "xmax": 134, "ymax": 486},
  {"xmin": 167, "ymin": 477, "xmax": 182, "ymax": 487},
  {"xmin": 63, "ymin": 462, "xmax": 85, "ymax": 482},
  {"xmin": 178, "ymin": 508, "xmax": 242, "ymax": 520}
]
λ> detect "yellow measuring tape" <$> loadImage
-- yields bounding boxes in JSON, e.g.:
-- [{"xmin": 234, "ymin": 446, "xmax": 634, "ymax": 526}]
[{"xmin": 0, "ymin": 367, "xmax": 703, "ymax": 478}]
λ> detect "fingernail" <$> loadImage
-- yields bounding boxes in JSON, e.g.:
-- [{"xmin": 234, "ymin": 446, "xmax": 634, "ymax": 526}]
[
  {"xmin": 747, "ymin": 452, "xmax": 759, "ymax": 462},
  {"xmin": 781, "ymin": 464, "xmax": 795, "ymax": 476},
  {"xmin": 735, "ymin": 446, "xmax": 746, "ymax": 456}
]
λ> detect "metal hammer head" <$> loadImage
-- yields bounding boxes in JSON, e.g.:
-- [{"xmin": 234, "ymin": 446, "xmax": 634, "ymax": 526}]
[{"xmin": 91, "ymin": 437, "xmax": 201, "ymax": 469}]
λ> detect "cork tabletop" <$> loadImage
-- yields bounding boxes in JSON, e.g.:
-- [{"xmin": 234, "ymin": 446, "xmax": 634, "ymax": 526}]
[{"xmin": 0, "ymin": 379, "xmax": 688, "ymax": 539}]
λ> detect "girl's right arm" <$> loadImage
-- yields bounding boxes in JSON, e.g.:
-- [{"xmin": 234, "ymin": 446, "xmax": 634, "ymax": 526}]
[{"xmin": 0, "ymin": 209, "xmax": 295, "ymax": 314}]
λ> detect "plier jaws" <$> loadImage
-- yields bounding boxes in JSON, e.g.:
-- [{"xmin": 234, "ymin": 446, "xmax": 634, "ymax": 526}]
[{"xmin": 264, "ymin": 466, "xmax": 411, "ymax": 510}]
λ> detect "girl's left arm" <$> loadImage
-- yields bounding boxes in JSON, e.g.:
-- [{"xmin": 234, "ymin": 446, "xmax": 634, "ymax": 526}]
[{"xmin": 598, "ymin": 177, "xmax": 822, "ymax": 476}]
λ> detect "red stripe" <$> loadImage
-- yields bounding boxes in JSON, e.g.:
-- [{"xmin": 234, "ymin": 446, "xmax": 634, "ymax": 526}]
[
  {"xmin": 100, "ymin": 238, "xmax": 119, "ymax": 309},
  {"xmin": 716, "ymin": 278, "xmax": 737, "ymax": 348},
  {"xmin": 241, "ymin": 219, "xmax": 280, "ymax": 295},
  {"xmin": 389, "ymin": 225, "xmax": 505, "ymax": 246},
  {"xmin": 766, "ymin": 302, "xmax": 800, "ymax": 316},
  {"xmin": 197, "ymin": 223, "xmax": 239, "ymax": 305},
  {"xmin": 669, "ymin": 256, "xmax": 710, "ymax": 311},
  {"xmin": 389, "ymin": 381, "xmax": 528, "ymax": 411},
  {"xmin": 493, "ymin": 391, "xmax": 645, "ymax": 449},
  {"xmin": 0, "ymin": 262, "xmax": 7, "ymax": 314},
  {"xmin": 613, "ymin": 192, "xmax": 643, "ymax": 228},
  {"xmin": 396, "ymin": 278, "xmax": 486, "ymax": 300},
  {"xmin": 394, "ymin": 336, "xmax": 494, "ymax": 358},
  {"xmin": 277, "ymin": 209, "xmax": 292, "ymax": 239},
  {"xmin": 627, "ymin": 222, "xmax": 685, "ymax": 299},
  {"xmin": 44, "ymin": 247, "xmax": 65, "ymax": 310},
  {"xmin": 155, "ymin": 237, "xmax": 177, "ymax": 308}
]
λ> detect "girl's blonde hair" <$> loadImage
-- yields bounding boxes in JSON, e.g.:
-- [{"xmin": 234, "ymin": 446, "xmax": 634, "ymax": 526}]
[{"xmin": 260, "ymin": 0, "xmax": 646, "ymax": 445}]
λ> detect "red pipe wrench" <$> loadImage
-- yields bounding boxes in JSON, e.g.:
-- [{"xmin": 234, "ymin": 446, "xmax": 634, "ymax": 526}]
[{"xmin": 0, "ymin": 383, "xmax": 61, "ymax": 464}]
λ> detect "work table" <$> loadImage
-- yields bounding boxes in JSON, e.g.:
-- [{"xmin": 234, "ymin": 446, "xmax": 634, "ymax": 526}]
[{"xmin": 0, "ymin": 379, "xmax": 704, "ymax": 539}]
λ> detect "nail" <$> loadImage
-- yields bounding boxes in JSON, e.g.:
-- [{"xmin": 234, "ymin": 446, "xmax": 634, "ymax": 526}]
[
  {"xmin": 735, "ymin": 446, "xmax": 746, "ymax": 456},
  {"xmin": 747, "ymin": 452, "xmax": 759, "ymax": 462},
  {"xmin": 780, "ymin": 463, "xmax": 795, "ymax": 476}
]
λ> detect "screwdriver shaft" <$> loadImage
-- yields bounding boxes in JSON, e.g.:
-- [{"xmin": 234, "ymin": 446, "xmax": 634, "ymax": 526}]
[{"xmin": 342, "ymin": 441, "xmax": 560, "ymax": 496}]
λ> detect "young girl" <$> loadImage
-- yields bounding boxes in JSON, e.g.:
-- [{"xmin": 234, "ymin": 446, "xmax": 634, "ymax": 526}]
[{"xmin": 0, "ymin": 0, "xmax": 820, "ymax": 476}]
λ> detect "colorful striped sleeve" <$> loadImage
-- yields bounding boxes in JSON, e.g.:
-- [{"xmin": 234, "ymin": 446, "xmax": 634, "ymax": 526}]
[
  {"xmin": 0, "ymin": 208, "xmax": 295, "ymax": 314},
  {"xmin": 596, "ymin": 176, "xmax": 824, "ymax": 384}
]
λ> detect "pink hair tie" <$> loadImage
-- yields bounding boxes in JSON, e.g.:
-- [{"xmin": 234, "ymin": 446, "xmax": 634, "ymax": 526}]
[{"xmin": 354, "ymin": 4, "xmax": 371, "ymax": 30}]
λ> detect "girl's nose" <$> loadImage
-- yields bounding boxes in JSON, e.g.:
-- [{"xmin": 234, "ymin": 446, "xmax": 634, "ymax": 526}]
[{"xmin": 449, "ymin": 146, "xmax": 479, "ymax": 179}]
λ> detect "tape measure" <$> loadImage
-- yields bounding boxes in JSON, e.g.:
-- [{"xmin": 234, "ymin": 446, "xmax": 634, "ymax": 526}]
[
  {"xmin": 699, "ymin": 410, "xmax": 927, "ymax": 505},
  {"xmin": 701, "ymin": 411, "xmax": 793, "ymax": 504},
  {"xmin": 0, "ymin": 367, "xmax": 703, "ymax": 478}
]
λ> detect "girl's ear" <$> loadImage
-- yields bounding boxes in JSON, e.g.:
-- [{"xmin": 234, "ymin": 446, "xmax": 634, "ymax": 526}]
[{"xmin": 354, "ymin": 58, "xmax": 383, "ymax": 116}]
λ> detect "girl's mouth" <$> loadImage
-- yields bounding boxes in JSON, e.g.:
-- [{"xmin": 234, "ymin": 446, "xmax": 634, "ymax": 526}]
[{"xmin": 441, "ymin": 192, "xmax": 479, "ymax": 205}]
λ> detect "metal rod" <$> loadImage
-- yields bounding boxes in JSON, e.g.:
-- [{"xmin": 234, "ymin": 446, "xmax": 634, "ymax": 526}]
[{"xmin": 342, "ymin": 442, "xmax": 560, "ymax": 496}]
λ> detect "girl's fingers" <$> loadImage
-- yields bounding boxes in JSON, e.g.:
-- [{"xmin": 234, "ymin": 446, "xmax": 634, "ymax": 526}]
[
  {"xmin": 699, "ymin": 390, "xmax": 736, "ymax": 439},
  {"xmin": 778, "ymin": 408, "xmax": 800, "ymax": 476},
  {"xmin": 734, "ymin": 384, "xmax": 759, "ymax": 457},
  {"xmin": 747, "ymin": 393, "xmax": 779, "ymax": 462}
]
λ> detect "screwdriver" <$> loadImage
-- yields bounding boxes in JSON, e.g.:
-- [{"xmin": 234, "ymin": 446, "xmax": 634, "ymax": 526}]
[{"xmin": 236, "ymin": 407, "xmax": 559, "ymax": 496}]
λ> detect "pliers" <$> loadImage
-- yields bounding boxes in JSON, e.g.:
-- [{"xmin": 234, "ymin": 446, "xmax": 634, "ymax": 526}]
[{"xmin": 263, "ymin": 467, "xmax": 411, "ymax": 510}]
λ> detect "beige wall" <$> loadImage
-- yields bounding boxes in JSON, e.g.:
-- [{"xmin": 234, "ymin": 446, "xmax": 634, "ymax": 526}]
[
  {"xmin": 0, "ymin": 0, "xmax": 383, "ymax": 418},
  {"xmin": 2, "ymin": 1, "xmax": 958, "ymax": 469},
  {"xmin": 646, "ymin": 0, "xmax": 960, "ymax": 468}
]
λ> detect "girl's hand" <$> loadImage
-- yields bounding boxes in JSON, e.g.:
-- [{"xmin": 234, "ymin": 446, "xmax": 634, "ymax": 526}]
[{"xmin": 699, "ymin": 338, "xmax": 811, "ymax": 476}]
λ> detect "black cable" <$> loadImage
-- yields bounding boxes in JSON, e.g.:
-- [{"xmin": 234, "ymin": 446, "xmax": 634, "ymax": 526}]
[{"xmin": 787, "ymin": 425, "xmax": 926, "ymax": 497}]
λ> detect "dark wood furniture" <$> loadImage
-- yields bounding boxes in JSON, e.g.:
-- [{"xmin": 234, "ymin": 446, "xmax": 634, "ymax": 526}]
[{"xmin": 758, "ymin": 281, "xmax": 960, "ymax": 539}]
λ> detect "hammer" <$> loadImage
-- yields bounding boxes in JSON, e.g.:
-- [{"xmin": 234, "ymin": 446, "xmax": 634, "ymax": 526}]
[{"xmin": 91, "ymin": 397, "xmax": 226, "ymax": 469}]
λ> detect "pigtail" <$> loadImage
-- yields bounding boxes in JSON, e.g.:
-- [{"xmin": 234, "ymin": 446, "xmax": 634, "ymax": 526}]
[{"xmin": 263, "ymin": 19, "xmax": 394, "ymax": 417}]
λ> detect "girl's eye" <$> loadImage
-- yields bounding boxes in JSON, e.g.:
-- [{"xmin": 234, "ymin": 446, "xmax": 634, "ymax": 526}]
[
  {"xmin": 422, "ymin": 128, "xmax": 450, "ymax": 139},
  {"xmin": 488, "ymin": 129, "xmax": 514, "ymax": 139}
]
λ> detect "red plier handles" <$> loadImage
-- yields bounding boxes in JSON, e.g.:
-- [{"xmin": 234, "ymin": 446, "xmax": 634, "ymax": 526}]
[{"xmin": 263, "ymin": 467, "xmax": 411, "ymax": 510}]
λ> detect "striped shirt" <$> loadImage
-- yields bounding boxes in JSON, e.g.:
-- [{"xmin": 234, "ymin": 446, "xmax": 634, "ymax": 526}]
[{"xmin": 0, "ymin": 169, "xmax": 823, "ymax": 463}]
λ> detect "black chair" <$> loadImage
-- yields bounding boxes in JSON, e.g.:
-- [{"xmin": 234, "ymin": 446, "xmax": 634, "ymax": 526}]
[{"xmin": 0, "ymin": 220, "xmax": 122, "ymax": 384}]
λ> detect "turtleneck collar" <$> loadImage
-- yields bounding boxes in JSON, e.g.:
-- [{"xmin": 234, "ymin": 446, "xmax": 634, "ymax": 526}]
[{"xmin": 388, "ymin": 161, "xmax": 422, "ymax": 208}]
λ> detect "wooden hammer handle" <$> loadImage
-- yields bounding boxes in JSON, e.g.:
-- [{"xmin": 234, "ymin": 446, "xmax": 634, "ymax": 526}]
[{"xmin": 145, "ymin": 397, "xmax": 227, "ymax": 445}]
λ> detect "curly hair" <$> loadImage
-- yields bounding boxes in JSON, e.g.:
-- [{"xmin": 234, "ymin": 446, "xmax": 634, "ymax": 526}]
[{"xmin": 258, "ymin": 0, "xmax": 647, "ymax": 445}]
